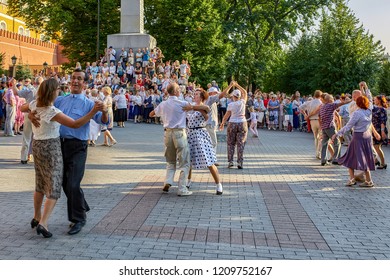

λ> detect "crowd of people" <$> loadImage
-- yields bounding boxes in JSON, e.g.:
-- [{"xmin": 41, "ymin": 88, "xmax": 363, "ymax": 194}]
[{"xmin": 1, "ymin": 44, "xmax": 390, "ymax": 239}]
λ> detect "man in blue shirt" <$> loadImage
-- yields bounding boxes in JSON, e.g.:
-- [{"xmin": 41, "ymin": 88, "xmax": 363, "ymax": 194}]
[
  {"xmin": 31, "ymin": 69, "xmax": 109, "ymax": 235},
  {"xmin": 56, "ymin": 69, "xmax": 109, "ymax": 235}
]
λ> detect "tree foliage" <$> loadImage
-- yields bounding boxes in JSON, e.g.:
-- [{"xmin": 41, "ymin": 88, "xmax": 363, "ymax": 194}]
[
  {"xmin": 145, "ymin": 0, "xmax": 336, "ymax": 87},
  {"xmin": 7, "ymin": 0, "xmax": 120, "ymax": 64},
  {"xmin": 219, "ymin": 0, "xmax": 335, "ymax": 88},
  {"xmin": 7, "ymin": 0, "xmax": 387, "ymax": 92},
  {"xmin": 15, "ymin": 64, "xmax": 33, "ymax": 80},
  {"xmin": 145, "ymin": 0, "xmax": 231, "ymax": 86},
  {"xmin": 272, "ymin": 0, "xmax": 384, "ymax": 95},
  {"xmin": 377, "ymin": 61, "xmax": 390, "ymax": 95}
]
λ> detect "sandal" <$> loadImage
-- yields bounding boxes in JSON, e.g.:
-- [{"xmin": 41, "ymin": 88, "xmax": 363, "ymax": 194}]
[
  {"xmin": 360, "ymin": 181, "xmax": 374, "ymax": 188},
  {"xmin": 345, "ymin": 179, "xmax": 356, "ymax": 186}
]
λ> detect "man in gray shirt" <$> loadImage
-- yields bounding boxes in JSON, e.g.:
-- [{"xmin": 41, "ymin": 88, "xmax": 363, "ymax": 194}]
[{"xmin": 12, "ymin": 77, "xmax": 43, "ymax": 164}]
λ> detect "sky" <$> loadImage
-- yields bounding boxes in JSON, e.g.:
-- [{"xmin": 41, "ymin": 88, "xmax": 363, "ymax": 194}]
[{"xmin": 347, "ymin": 0, "xmax": 390, "ymax": 52}]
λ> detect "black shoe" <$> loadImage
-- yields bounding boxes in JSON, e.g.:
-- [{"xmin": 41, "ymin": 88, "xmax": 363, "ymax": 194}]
[
  {"xmin": 375, "ymin": 161, "xmax": 381, "ymax": 166},
  {"xmin": 36, "ymin": 224, "xmax": 52, "ymax": 238},
  {"xmin": 163, "ymin": 184, "xmax": 171, "ymax": 192},
  {"xmin": 331, "ymin": 161, "xmax": 340, "ymax": 165},
  {"xmin": 21, "ymin": 160, "xmax": 28, "ymax": 164},
  {"xmin": 321, "ymin": 162, "xmax": 330, "ymax": 166},
  {"xmin": 228, "ymin": 162, "xmax": 234, "ymax": 168},
  {"xmin": 30, "ymin": 218, "xmax": 39, "ymax": 228},
  {"xmin": 68, "ymin": 221, "xmax": 86, "ymax": 235},
  {"xmin": 237, "ymin": 165, "xmax": 243, "ymax": 169},
  {"xmin": 377, "ymin": 164, "xmax": 387, "ymax": 170}
]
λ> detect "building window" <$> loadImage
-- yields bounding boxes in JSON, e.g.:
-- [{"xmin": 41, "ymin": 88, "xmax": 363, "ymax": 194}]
[
  {"xmin": 25, "ymin": 29, "xmax": 30, "ymax": 37},
  {"xmin": 0, "ymin": 21, "xmax": 6, "ymax": 30},
  {"xmin": 18, "ymin": 26, "xmax": 24, "ymax": 35}
]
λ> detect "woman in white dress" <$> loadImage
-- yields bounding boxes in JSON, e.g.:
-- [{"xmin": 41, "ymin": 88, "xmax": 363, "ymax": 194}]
[
  {"xmin": 88, "ymin": 89, "xmax": 101, "ymax": 146},
  {"xmin": 186, "ymin": 88, "xmax": 223, "ymax": 195},
  {"xmin": 101, "ymin": 86, "xmax": 117, "ymax": 146}
]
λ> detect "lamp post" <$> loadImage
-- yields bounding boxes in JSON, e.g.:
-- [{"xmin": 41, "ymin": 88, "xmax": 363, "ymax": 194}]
[
  {"xmin": 11, "ymin": 55, "xmax": 17, "ymax": 77},
  {"xmin": 96, "ymin": 0, "xmax": 100, "ymax": 61},
  {"xmin": 43, "ymin": 61, "xmax": 48, "ymax": 76}
]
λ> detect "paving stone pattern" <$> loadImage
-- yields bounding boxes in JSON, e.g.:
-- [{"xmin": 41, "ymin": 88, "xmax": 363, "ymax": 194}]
[{"xmin": 1, "ymin": 123, "xmax": 390, "ymax": 260}]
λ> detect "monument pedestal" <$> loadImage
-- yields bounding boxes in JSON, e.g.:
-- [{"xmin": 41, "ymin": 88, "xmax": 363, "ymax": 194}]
[
  {"xmin": 107, "ymin": 33, "xmax": 156, "ymax": 53},
  {"xmin": 107, "ymin": 0, "xmax": 156, "ymax": 56}
]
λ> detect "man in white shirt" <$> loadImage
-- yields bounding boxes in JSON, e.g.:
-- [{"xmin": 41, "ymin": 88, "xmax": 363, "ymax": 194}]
[
  {"xmin": 108, "ymin": 46, "xmax": 116, "ymax": 64},
  {"xmin": 150, "ymin": 83, "xmax": 193, "ymax": 196},
  {"xmin": 299, "ymin": 90, "xmax": 323, "ymax": 159}
]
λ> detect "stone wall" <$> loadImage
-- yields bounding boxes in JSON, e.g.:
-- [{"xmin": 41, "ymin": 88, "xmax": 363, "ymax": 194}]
[{"xmin": 0, "ymin": 29, "xmax": 68, "ymax": 69}]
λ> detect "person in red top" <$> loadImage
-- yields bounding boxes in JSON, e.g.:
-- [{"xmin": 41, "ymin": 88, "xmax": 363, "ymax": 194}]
[{"xmin": 136, "ymin": 75, "xmax": 144, "ymax": 87}]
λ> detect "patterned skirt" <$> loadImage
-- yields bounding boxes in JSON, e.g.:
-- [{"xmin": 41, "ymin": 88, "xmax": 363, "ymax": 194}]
[
  {"xmin": 32, "ymin": 138, "xmax": 63, "ymax": 199},
  {"xmin": 269, "ymin": 110, "xmax": 279, "ymax": 125},
  {"xmin": 187, "ymin": 128, "xmax": 216, "ymax": 169}
]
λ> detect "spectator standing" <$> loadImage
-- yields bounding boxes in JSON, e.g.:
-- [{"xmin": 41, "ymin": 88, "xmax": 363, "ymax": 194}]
[
  {"xmin": 113, "ymin": 88, "xmax": 128, "ymax": 128},
  {"xmin": 12, "ymin": 77, "xmax": 42, "ymax": 163},
  {"xmin": 101, "ymin": 86, "xmax": 117, "ymax": 146},
  {"xmin": 108, "ymin": 46, "xmax": 116, "ymax": 64},
  {"xmin": 4, "ymin": 82, "xmax": 16, "ymax": 137},
  {"xmin": 372, "ymin": 95, "xmax": 388, "ymax": 169}
]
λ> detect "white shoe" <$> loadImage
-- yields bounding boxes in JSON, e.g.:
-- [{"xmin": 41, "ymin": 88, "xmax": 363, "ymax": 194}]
[
  {"xmin": 216, "ymin": 183, "xmax": 223, "ymax": 195},
  {"xmin": 177, "ymin": 189, "xmax": 193, "ymax": 196}
]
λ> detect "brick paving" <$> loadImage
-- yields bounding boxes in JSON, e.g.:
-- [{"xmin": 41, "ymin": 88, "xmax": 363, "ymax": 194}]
[{"xmin": 1, "ymin": 123, "xmax": 390, "ymax": 260}]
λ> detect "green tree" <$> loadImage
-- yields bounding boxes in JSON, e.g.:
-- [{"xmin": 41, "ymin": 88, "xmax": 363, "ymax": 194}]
[
  {"xmin": 219, "ymin": 0, "xmax": 336, "ymax": 88},
  {"xmin": 267, "ymin": 0, "xmax": 385, "ymax": 95},
  {"xmin": 312, "ymin": 1, "xmax": 384, "ymax": 93},
  {"xmin": 7, "ymin": 0, "xmax": 120, "ymax": 64},
  {"xmin": 377, "ymin": 61, "xmax": 390, "ymax": 95},
  {"xmin": 145, "ymin": 0, "xmax": 231, "ymax": 86},
  {"xmin": 145, "ymin": 0, "xmax": 335, "ymax": 88},
  {"xmin": 15, "ymin": 64, "xmax": 33, "ymax": 80},
  {"xmin": 274, "ymin": 34, "xmax": 319, "ymax": 95}
]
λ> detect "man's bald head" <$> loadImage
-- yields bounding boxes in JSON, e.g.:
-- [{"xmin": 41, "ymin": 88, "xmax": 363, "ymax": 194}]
[{"xmin": 352, "ymin": 89, "xmax": 362, "ymax": 101}]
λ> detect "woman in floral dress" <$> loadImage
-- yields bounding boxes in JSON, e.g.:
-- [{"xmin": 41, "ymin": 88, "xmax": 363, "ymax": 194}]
[
  {"xmin": 372, "ymin": 95, "xmax": 388, "ymax": 169},
  {"xmin": 186, "ymin": 88, "xmax": 223, "ymax": 195}
]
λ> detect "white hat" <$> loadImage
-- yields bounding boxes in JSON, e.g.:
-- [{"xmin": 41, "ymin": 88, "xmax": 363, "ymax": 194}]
[
  {"xmin": 232, "ymin": 89, "xmax": 241, "ymax": 98},
  {"xmin": 208, "ymin": 87, "xmax": 219, "ymax": 93}
]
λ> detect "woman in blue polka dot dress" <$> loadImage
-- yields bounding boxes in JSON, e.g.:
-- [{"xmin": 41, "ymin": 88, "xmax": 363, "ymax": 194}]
[{"xmin": 186, "ymin": 88, "xmax": 223, "ymax": 195}]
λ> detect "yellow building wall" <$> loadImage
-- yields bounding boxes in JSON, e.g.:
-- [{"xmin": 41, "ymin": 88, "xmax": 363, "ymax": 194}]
[
  {"xmin": 0, "ymin": 1, "xmax": 67, "ymax": 70},
  {"xmin": 0, "ymin": 2, "xmax": 47, "ymax": 40}
]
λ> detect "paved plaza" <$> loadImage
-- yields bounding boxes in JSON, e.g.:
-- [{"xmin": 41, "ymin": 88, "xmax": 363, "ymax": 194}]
[{"xmin": 1, "ymin": 123, "xmax": 390, "ymax": 260}]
